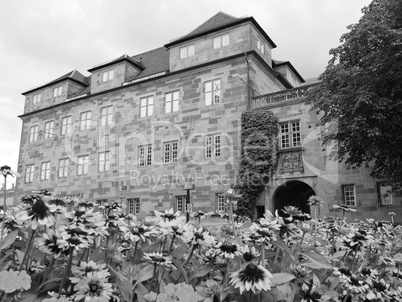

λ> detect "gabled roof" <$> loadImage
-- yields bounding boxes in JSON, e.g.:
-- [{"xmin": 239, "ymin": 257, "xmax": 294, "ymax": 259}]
[
  {"xmin": 129, "ymin": 47, "xmax": 170, "ymax": 80},
  {"xmin": 22, "ymin": 70, "xmax": 89, "ymax": 95},
  {"xmin": 164, "ymin": 12, "xmax": 276, "ymax": 49},
  {"xmin": 273, "ymin": 60, "xmax": 305, "ymax": 83},
  {"xmin": 88, "ymin": 54, "xmax": 144, "ymax": 72}
]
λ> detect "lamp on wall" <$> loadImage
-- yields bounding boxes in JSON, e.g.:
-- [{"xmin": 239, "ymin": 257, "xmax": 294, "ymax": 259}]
[{"xmin": 182, "ymin": 177, "xmax": 195, "ymax": 223}]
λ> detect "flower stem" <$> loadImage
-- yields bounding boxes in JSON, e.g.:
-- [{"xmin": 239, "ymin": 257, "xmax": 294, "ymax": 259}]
[
  {"xmin": 168, "ymin": 234, "xmax": 176, "ymax": 253},
  {"xmin": 38, "ymin": 256, "xmax": 55, "ymax": 292},
  {"xmin": 19, "ymin": 228, "xmax": 36, "ymax": 271},
  {"xmin": 59, "ymin": 246, "xmax": 74, "ymax": 295},
  {"xmin": 133, "ymin": 241, "xmax": 139, "ymax": 262},
  {"xmin": 183, "ymin": 244, "xmax": 196, "ymax": 267}
]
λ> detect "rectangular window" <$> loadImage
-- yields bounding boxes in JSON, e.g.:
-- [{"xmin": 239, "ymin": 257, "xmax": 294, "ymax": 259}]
[
  {"xmin": 378, "ymin": 183, "xmax": 393, "ymax": 205},
  {"xmin": 33, "ymin": 93, "xmax": 41, "ymax": 104},
  {"xmin": 102, "ymin": 70, "xmax": 114, "ymax": 82},
  {"xmin": 61, "ymin": 116, "xmax": 72, "ymax": 135},
  {"xmin": 213, "ymin": 33, "xmax": 229, "ymax": 49},
  {"xmin": 176, "ymin": 195, "xmax": 186, "ymax": 213},
  {"xmin": 217, "ymin": 193, "xmax": 226, "ymax": 212},
  {"xmin": 127, "ymin": 198, "xmax": 141, "ymax": 214},
  {"xmin": 40, "ymin": 161, "xmax": 50, "ymax": 181},
  {"xmin": 205, "ymin": 79, "xmax": 221, "ymax": 106},
  {"xmin": 58, "ymin": 158, "xmax": 69, "ymax": 178},
  {"xmin": 139, "ymin": 145, "xmax": 152, "ymax": 167},
  {"xmin": 98, "ymin": 151, "xmax": 111, "ymax": 172},
  {"xmin": 257, "ymin": 39, "xmax": 265, "ymax": 54},
  {"xmin": 25, "ymin": 165, "xmax": 34, "ymax": 183},
  {"xmin": 100, "ymin": 105, "xmax": 113, "ymax": 126},
  {"xmin": 140, "ymin": 96, "xmax": 154, "ymax": 117},
  {"xmin": 77, "ymin": 155, "xmax": 89, "ymax": 175},
  {"xmin": 180, "ymin": 44, "xmax": 195, "ymax": 59},
  {"xmin": 43, "ymin": 120, "xmax": 55, "ymax": 139},
  {"xmin": 280, "ymin": 121, "xmax": 301, "ymax": 149},
  {"xmin": 343, "ymin": 185, "xmax": 356, "ymax": 206},
  {"xmin": 165, "ymin": 91, "xmax": 179, "ymax": 113},
  {"xmin": 163, "ymin": 141, "xmax": 178, "ymax": 164},
  {"xmin": 206, "ymin": 134, "xmax": 221, "ymax": 159},
  {"xmin": 53, "ymin": 86, "xmax": 63, "ymax": 97},
  {"xmin": 28, "ymin": 125, "xmax": 39, "ymax": 143},
  {"xmin": 80, "ymin": 111, "xmax": 92, "ymax": 130}
]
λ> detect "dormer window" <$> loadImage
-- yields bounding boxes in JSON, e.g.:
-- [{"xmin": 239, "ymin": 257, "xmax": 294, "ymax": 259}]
[
  {"xmin": 180, "ymin": 44, "xmax": 195, "ymax": 59},
  {"xmin": 213, "ymin": 33, "xmax": 229, "ymax": 49},
  {"xmin": 33, "ymin": 93, "xmax": 41, "ymax": 104},
  {"xmin": 257, "ymin": 38, "xmax": 265, "ymax": 54},
  {"xmin": 53, "ymin": 86, "xmax": 63, "ymax": 97},
  {"xmin": 102, "ymin": 69, "xmax": 114, "ymax": 82}
]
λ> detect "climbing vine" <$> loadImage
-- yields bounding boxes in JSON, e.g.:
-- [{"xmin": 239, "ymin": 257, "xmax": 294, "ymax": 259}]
[{"xmin": 235, "ymin": 109, "xmax": 278, "ymax": 218}]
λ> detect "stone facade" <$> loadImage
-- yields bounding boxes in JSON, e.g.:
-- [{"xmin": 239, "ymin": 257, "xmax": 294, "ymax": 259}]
[{"xmin": 16, "ymin": 12, "xmax": 397, "ymax": 222}]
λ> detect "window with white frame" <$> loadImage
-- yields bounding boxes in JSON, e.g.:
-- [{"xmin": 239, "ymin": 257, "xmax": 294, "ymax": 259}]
[
  {"xmin": 58, "ymin": 158, "xmax": 69, "ymax": 178},
  {"xmin": 80, "ymin": 111, "xmax": 92, "ymax": 130},
  {"xmin": 33, "ymin": 93, "xmax": 41, "ymax": 104},
  {"xmin": 205, "ymin": 134, "xmax": 221, "ymax": 159},
  {"xmin": 77, "ymin": 155, "xmax": 89, "ymax": 175},
  {"xmin": 139, "ymin": 145, "xmax": 152, "ymax": 167},
  {"xmin": 61, "ymin": 116, "xmax": 72, "ymax": 135},
  {"xmin": 165, "ymin": 91, "xmax": 179, "ymax": 113},
  {"xmin": 29, "ymin": 125, "xmax": 39, "ymax": 143},
  {"xmin": 40, "ymin": 161, "xmax": 50, "ymax": 181},
  {"xmin": 176, "ymin": 196, "xmax": 186, "ymax": 213},
  {"xmin": 343, "ymin": 185, "xmax": 356, "ymax": 206},
  {"xmin": 279, "ymin": 121, "xmax": 301, "ymax": 149},
  {"xmin": 217, "ymin": 193, "xmax": 226, "ymax": 212},
  {"xmin": 127, "ymin": 198, "xmax": 141, "ymax": 215},
  {"xmin": 98, "ymin": 151, "xmax": 110, "ymax": 172},
  {"xmin": 213, "ymin": 33, "xmax": 229, "ymax": 49},
  {"xmin": 163, "ymin": 141, "xmax": 178, "ymax": 164},
  {"xmin": 257, "ymin": 38, "xmax": 265, "ymax": 54},
  {"xmin": 100, "ymin": 105, "xmax": 113, "ymax": 126},
  {"xmin": 53, "ymin": 86, "xmax": 63, "ymax": 97},
  {"xmin": 378, "ymin": 183, "xmax": 393, "ymax": 205},
  {"xmin": 102, "ymin": 69, "xmax": 114, "ymax": 82},
  {"xmin": 205, "ymin": 79, "xmax": 221, "ymax": 106},
  {"xmin": 140, "ymin": 96, "xmax": 154, "ymax": 117},
  {"xmin": 25, "ymin": 165, "xmax": 34, "ymax": 183},
  {"xmin": 180, "ymin": 44, "xmax": 195, "ymax": 59},
  {"xmin": 43, "ymin": 120, "xmax": 55, "ymax": 139}
]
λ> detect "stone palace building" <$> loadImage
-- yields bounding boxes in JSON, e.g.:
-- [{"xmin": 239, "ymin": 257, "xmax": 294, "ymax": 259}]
[{"xmin": 15, "ymin": 12, "xmax": 400, "ymax": 222}]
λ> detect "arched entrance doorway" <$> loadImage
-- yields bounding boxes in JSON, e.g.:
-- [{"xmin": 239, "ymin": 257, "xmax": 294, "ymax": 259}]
[{"xmin": 273, "ymin": 180, "xmax": 315, "ymax": 216}]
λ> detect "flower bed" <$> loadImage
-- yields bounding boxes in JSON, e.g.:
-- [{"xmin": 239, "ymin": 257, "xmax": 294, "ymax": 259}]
[{"xmin": 0, "ymin": 190, "xmax": 401, "ymax": 302}]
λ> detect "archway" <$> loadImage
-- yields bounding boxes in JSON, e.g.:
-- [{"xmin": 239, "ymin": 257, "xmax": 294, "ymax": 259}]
[{"xmin": 273, "ymin": 180, "xmax": 315, "ymax": 216}]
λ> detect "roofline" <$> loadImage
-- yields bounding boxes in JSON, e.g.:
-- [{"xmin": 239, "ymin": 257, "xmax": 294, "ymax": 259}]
[
  {"xmin": 87, "ymin": 56, "xmax": 144, "ymax": 72},
  {"xmin": 164, "ymin": 17, "xmax": 277, "ymax": 49},
  {"xmin": 22, "ymin": 77, "xmax": 88, "ymax": 96},
  {"xmin": 273, "ymin": 61, "xmax": 305, "ymax": 83},
  {"xmin": 19, "ymin": 50, "xmax": 279, "ymax": 119}
]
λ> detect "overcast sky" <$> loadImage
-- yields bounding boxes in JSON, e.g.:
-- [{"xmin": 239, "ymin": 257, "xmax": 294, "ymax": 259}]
[{"xmin": 0, "ymin": 0, "xmax": 372, "ymax": 187}]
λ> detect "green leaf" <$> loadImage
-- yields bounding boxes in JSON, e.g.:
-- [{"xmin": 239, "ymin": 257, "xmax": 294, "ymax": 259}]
[
  {"xmin": 172, "ymin": 258, "xmax": 189, "ymax": 284},
  {"xmin": 0, "ymin": 230, "xmax": 18, "ymax": 250},
  {"xmin": 132, "ymin": 264, "xmax": 154, "ymax": 290},
  {"xmin": 271, "ymin": 273, "xmax": 296, "ymax": 286},
  {"xmin": 302, "ymin": 252, "xmax": 333, "ymax": 270},
  {"xmin": 19, "ymin": 293, "xmax": 39, "ymax": 302},
  {"xmin": 190, "ymin": 264, "xmax": 211, "ymax": 279},
  {"xmin": 37, "ymin": 277, "xmax": 62, "ymax": 291}
]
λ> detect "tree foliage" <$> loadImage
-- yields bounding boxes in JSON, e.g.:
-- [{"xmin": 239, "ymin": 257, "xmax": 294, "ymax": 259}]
[
  {"xmin": 308, "ymin": 0, "xmax": 402, "ymax": 187},
  {"xmin": 235, "ymin": 110, "xmax": 278, "ymax": 218}
]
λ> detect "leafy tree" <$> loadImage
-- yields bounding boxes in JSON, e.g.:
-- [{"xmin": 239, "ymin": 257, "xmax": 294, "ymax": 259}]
[{"xmin": 308, "ymin": 0, "xmax": 402, "ymax": 188}]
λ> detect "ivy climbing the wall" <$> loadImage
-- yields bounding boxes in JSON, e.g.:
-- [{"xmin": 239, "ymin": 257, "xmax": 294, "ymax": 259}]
[{"xmin": 235, "ymin": 109, "xmax": 278, "ymax": 218}]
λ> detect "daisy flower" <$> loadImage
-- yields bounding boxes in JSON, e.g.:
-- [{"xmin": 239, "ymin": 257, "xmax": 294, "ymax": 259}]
[
  {"xmin": 239, "ymin": 245, "xmax": 260, "ymax": 262},
  {"xmin": 16, "ymin": 197, "xmax": 55, "ymax": 229},
  {"xmin": 73, "ymin": 271, "xmax": 113, "ymax": 302},
  {"xmin": 58, "ymin": 225, "xmax": 93, "ymax": 251},
  {"xmin": 213, "ymin": 242, "xmax": 242, "ymax": 259},
  {"xmin": 36, "ymin": 230, "xmax": 70, "ymax": 259},
  {"xmin": 124, "ymin": 224, "xmax": 157, "ymax": 243},
  {"xmin": 143, "ymin": 252, "xmax": 174, "ymax": 268},
  {"xmin": 230, "ymin": 263, "xmax": 273, "ymax": 294},
  {"xmin": 299, "ymin": 283, "xmax": 322, "ymax": 302},
  {"xmin": 154, "ymin": 208, "xmax": 184, "ymax": 228}
]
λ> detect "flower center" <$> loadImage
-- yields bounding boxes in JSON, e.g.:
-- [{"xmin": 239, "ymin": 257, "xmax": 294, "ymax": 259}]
[
  {"xmin": 89, "ymin": 283, "xmax": 99, "ymax": 293},
  {"xmin": 32, "ymin": 200, "xmax": 48, "ymax": 215},
  {"xmin": 220, "ymin": 244, "xmax": 237, "ymax": 253},
  {"xmin": 164, "ymin": 213, "xmax": 175, "ymax": 221}
]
